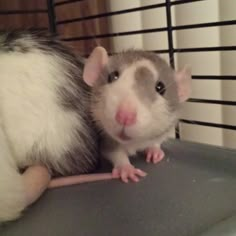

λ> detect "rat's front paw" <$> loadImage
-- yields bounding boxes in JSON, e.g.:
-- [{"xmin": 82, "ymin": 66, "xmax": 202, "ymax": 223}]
[
  {"xmin": 146, "ymin": 146, "xmax": 165, "ymax": 164},
  {"xmin": 112, "ymin": 164, "xmax": 147, "ymax": 183}
]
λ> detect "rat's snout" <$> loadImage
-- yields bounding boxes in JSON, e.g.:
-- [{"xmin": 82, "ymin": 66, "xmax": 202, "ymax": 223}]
[{"xmin": 115, "ymin": 102, "xmax": 137, "ymax": 126}]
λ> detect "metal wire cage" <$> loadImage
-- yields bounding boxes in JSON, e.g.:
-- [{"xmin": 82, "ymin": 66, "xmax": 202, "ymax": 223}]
[{"xmin": 0, "ymin": 0, "xmax": 235, "ymax": 148}]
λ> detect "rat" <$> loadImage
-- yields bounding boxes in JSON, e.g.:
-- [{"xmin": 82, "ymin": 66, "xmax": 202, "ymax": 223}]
[
  {"xmin": 0, "ymin": 30, "xmax": 115, "ymax": 223},
  {"xmin": 83, "ymin": 46, "xmax": 191, "ymax": 183},
  {"xmin": 0, "ymin": 31, "xmax": 191, "ymax": 223}
]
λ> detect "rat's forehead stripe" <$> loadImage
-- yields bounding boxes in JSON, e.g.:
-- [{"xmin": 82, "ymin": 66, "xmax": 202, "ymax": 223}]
[
  {"xmin": 109, "ymin": 55, "xmax": 159, "ymax": 73},
  {"xmin": 135, "ymin": 66, "xmax": 154, "ymax": 81},
  {"xmin": 133, "ymin": 64, "xmax": 157, "ymax": 104},
  {"xmin": 133, "ymin": 59, "xmax": 159, "ymax": 78}
]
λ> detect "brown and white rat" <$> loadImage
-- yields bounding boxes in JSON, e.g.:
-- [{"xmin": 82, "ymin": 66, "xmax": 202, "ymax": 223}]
[{"xmin": 83, "ymin": 46, "xmax": 191, "ymax": 183}]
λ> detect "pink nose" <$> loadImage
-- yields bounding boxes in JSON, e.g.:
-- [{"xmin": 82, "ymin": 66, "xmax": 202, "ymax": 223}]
[{"xmin": 115, "ymin": 108, "xmax": 137, "ymax": 126}]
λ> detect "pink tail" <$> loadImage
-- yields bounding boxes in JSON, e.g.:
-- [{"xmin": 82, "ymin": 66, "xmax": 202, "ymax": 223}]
[{"xmin": 48, "ymin": 173, "xmax": 115, "ymax": 189}]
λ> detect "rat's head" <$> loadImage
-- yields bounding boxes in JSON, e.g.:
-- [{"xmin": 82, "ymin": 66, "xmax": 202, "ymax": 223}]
[{"xmin": 83, "ymin": 47, "xmax": 191, "ymax": 144}]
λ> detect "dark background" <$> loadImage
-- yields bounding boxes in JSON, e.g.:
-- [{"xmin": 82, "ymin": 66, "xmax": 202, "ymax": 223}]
[{"xmin": 0, "ymin": 0, "xmax": 111, "ymax": 55}]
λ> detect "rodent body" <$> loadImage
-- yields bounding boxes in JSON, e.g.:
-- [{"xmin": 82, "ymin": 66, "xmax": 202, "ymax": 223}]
[
  {"xmin": 84, "ymin": 47, "xmax": 191, "ymax": 183},
  {"xmin": 0, "ymin": 30, "xmax": 100, "ymax": 222}
]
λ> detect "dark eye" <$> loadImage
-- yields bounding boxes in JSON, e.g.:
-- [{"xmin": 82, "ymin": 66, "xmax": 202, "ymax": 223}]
[
  {"xmin": 155, "ymin": 81, "xmax": 166, "ymax": 95},
  {"xmin": 108, "ymin": 71, "xmax": 119, "ymax": 83}
]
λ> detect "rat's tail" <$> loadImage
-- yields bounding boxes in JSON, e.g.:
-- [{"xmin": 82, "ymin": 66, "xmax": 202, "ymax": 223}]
[
  {"xmin": 0, "ymin": 159, "xmax": 26, "ymax": 223},
  {"xmin": 49, "ymin": 173, "xmax": 115, "ymax": 189}
]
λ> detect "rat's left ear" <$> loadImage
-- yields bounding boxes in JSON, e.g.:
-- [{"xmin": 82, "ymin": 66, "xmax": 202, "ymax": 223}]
[
  {"xmin": 83, "ymin": 46, "xmax": 109, "ymax": 87},
  {"xmin": 174, "ymin": 65, "xmax": 192, "ymax": 103}
]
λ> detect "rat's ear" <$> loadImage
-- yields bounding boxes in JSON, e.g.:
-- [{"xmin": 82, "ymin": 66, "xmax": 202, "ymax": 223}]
[
  {"xmin": 83, "ymin": 46, "xmax": 109, "ymax": 87},
  {"xmin": 174, "ymin": 65, "xmax": 192, "ymax": 103}
]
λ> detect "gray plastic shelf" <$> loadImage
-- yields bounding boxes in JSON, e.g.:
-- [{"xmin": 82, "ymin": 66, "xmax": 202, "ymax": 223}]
[{"xmin": 1, "ymin": 140, "xmax": 236, "ymax": 236}]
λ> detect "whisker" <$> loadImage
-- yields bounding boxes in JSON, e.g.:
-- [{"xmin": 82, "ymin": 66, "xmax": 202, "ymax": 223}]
[{"xmin": 160, "ymin": 80, "xmax": 176, "ymax": 94}]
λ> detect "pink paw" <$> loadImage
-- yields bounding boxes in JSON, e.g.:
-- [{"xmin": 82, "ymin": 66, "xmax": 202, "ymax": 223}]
[
  {"xmin": 146, "ymin": 147, "xmax": 165, "ymax": 164},
  {"xmin": 112, "ymin": 164, "xmax": 147, "ymax": 183}
]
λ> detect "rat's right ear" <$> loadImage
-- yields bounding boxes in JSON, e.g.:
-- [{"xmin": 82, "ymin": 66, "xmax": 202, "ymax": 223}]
[
  {"xmin": 83, "ymin": 46, "xmax": 109, "ymax": 87},
  {"xmin": 174, "ymin": 65, "xmax": 192, "ymax": 103}
]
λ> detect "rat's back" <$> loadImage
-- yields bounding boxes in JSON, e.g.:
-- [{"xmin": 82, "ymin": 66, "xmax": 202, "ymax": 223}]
[
  {"xmin": 0, "ymin": 30, "xmax": 98, "ymax": 179},
  {"xmin": 0, "ymin": 31, "xmax": 100, "ymax": 222}
]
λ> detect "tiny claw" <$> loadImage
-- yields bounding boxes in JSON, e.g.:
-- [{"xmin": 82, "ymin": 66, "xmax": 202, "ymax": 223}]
[
  {"xmin": 122, "ymin": 177, "xmax": 129, "ymax": 183},
  {"xmin": 146, "ymin": 147, "xmax": 165, "ymax": 164},
  {"xmin": 136, "ymin": 169, "xmax": 147, "ymax": 177},
  {"xmin": 146, "ymin": 152, "xmax": 151, "ymax": 163},
  {"xmin": 121, "ymin": 171, "xmax": 129, "ymax": 183},
  {"xmin": 130, "ymin": 173, "xmax": 139, "ymax": 182}
]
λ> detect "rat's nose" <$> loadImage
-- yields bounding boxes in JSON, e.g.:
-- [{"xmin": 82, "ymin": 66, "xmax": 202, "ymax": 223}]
[{"xmin": 115, "ymin": 104, "xmax": 137, "ymax": 126}]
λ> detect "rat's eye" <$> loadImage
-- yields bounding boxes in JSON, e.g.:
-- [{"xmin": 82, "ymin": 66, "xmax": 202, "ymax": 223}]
[
  {"xmin": 108, "ymin": 71, "xmax": 119, "ymax": 83},
  {"xmin": 155, "ymin": 81, "xmax": 166, "ymax": 95}
]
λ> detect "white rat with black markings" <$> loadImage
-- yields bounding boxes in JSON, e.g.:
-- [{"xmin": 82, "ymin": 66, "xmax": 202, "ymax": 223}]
[
  {"xmin": 0, "ymin": 30, "xmax": 114, "ymax": 223},
  {"xmin": 84, "ymin": 47, "xmax": 191, "ymax": 183},
  {"xmin": 0, "ymin": 30, "xmax": 191, "ymax": 223}
]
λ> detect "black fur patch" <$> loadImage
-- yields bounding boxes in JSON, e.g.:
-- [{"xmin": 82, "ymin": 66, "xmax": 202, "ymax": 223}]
[{"xmin": 134, "ymin": 66, "xmax": 156, "ymax": 105}]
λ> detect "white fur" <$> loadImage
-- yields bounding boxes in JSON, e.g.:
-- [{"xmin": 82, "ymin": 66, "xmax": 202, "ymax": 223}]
[
  {"xmin": 0, "ymin": 48, "xmax": 84, "ymax": 221},
  {"xmin": 0, "ymin": 51, "xmax": 83, "ymax": 168},
  {"xmin": 0, "ymin": 127, "xmax": 26, "ymax": 222}
]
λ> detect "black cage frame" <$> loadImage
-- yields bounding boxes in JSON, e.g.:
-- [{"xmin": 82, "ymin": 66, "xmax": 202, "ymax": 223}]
[{"xmin": 1, "ymin": 0, "xmax": 236, "ymax": 139}]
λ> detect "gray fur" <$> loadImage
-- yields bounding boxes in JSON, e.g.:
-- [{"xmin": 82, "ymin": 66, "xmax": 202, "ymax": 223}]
[
  {"xmin": 109, "ymin": 50, "xmax": 181, "ymax": 110},
  {"xmin": 95, "ymin": 49, "xmax": 181, "ymax": 112},
  {"xmin": 134, "ymin": 66, "xmax": 156, "ymax": 105}
]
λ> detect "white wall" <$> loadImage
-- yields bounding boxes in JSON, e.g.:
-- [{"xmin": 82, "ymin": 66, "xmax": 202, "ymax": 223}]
[
  {"xmin": 220, "ymin": 0, "xmax": 236, "ymax": 148},
  {"xmin": 107, "ymin": 0, "xmax": 143, "ymax": 51},
  {"xmin": 174, "ymin": 0, "xmax": 223, "ymax": 146}
]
